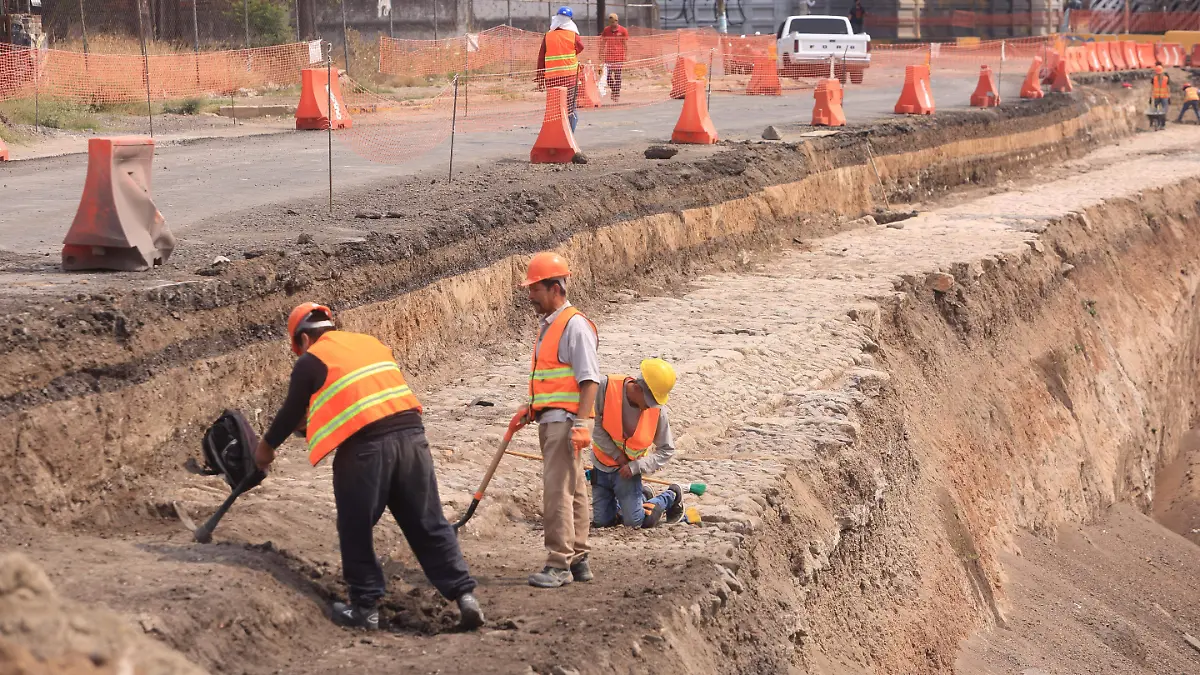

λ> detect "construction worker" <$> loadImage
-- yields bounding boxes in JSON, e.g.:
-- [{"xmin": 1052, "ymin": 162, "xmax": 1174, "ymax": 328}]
[
  {"xmin": 848, "ymin": 0, "xmax": 867, "ymax": 34},
  {"xmin": 600, "ymin": 13, "xmax": 629, "ymax": 103},
  {"xmin": 537, "ymin": 6, "xmax": 585, "ymax": 132},
  {"xmin": 590, "ymin": 359, "xmax": 685, "ymax": 529},
  {"xmin": 1178, "ymin": 81, "xmax": 1200, "ymax": 123},
  {"xmin": 1151, "ymin": 64, "xmax": 1170, "ymax": 131},
  {"xmin": 514, "ymin": 252, "xmax": 600, "ymax": 589},
  {"xmin": 253, "ymin": 303, "xmax": 484, "ymax": 631}
]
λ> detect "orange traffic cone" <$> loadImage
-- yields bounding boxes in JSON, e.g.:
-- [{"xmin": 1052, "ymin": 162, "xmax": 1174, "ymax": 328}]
[
  {"xmin": 747, "ymin": 56, "xmax": 782, "ymax": 96},
  {"xmin": 578, "ymin": 64, "xmax": 602, "ymax": 108},
  {"xmin": 0, "ymin": 137, "xmax": 8, "ymax": 161},
  {"xmin": 296, "ymin": 68, "xmax": 352, "ymax": 130},
  {"xmin": 811, "ymin": 79, "xmax": 845, "ymax": 127},
  {"xmin": 62, "ymin": 137, "xmax": 175, "ymax": 272},
  {"xmin": 969, "ymin": 65, "xmax": 1000, "ymax": 107},
  {"xmin": 672, "ymin": 81, "xmax": 718, "ymax": 144},
  {"xmin": 1041, "ymin": 51, "xmax": 1060, "ymax": 84},
  {"xmin": 894, "ymin": 64, "xmax": 934, "ymax": 115},
  {"xmin": 1051, "ymin": 57, "xmax": 1073, "ymax": 93},
  {"xmin": 670, "ymin": 56, "xmax": 695, "ymax": 99},
  {"xmin": 1020, "ymin": 56, "xmax": 1045, "ymax": 99},
  {"xmin": 530, "ymin": 86, "xmax": 580, "ymax": 164}
]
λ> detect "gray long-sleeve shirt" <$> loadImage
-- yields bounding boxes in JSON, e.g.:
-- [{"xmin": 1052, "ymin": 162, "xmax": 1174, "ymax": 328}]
[
  {"xmin": 590, "ymin": 374, "xmax": 675, "ymax": 475},
  {"xmin": 533, "ymin": 301, "xmax": 600, "ymax": 425}
]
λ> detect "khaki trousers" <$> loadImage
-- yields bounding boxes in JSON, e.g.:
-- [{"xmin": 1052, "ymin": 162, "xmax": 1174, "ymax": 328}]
[{"xmin": 539, "ymin": 421, "xmax": 590, "ymax": 569}]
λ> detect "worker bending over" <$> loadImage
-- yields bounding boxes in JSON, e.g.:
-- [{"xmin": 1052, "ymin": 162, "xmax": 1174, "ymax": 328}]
[
  {"xmin": 1151, "ymin": 64, "xmax": 1171, "ymax": 131},
  {"xmin": 537, "ymin": 6, "xmax": 585, "ymax": 132},
  {"xmin": 1178, "ymin": 82, "xmax": 1200, "ymax": 123},
  {"xmin": 590, "ymin": 359, "xmax": 685, "ymax": 528},
  {"xmin": 518, "ymin": 253, "xmax": 600, "ymax": 589},
  {"xmin": 254, "ymin": 303, "xmax": 484, "ymax": 631}
]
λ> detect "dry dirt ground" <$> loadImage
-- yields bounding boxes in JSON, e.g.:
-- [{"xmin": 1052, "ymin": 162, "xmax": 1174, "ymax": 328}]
[{"xmin": 7, "ymin": 83, "xmax": 1200, "ymax": 674}]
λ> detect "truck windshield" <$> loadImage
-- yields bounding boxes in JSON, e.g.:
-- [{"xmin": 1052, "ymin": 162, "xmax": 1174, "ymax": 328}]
[{"xmin": 781, "ymin": 18, "xmax": 849, "ymax": 37}]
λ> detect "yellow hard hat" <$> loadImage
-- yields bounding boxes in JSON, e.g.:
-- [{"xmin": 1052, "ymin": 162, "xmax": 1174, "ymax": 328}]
[{"xmin": 640, "ymin": 358, "xmax": 676, "ymax": 405}]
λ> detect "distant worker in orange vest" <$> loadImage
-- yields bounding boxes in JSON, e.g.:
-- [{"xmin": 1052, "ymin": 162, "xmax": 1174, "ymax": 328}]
[
  {"xmin": 600, "ymin": 13, "xmax": 630, "ymax": 103},
  {"xmin": 537, "ymin": 6, "xmax": 585, "ymax": 132},
  {"xmin": 1177, "ymin": 81, "xmax": 1200, "ymax": 123},
  {"xmin": 590, "ymin": 359, "xmax": 685, "ymax": 528},
  {"xmin": 1150, "ymin": 64, "xmax": 1171, "ymax": 131},
  {"xmin": 253, "ymin": 303, "xmax": 484, "ymax": 631},
  {"xmin": 513, "ymin": 252, "xmax": 600, "ymax": 589}
]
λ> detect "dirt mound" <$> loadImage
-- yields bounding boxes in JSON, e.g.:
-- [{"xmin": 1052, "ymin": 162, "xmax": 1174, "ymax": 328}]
[{"xmin": 0, "ymin": 553, "xmax": 204, "ymax": 675}]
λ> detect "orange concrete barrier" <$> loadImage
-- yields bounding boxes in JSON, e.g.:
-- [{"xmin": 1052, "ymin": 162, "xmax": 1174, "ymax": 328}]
[
  {"xmin": 1021, "ymin": 56, "xmax": 1045, "ymax": 99},
  {"xmin": 1139, "ymin": 43, "xmax": 1156, "ymax": 68},
  {"xmin": 296, "ymin": 68, "xmax": 352, "ymax": 131},
  {"xmin": 1171, "ymin": 43, "xmax": 1185, "ymax": 67},
  {"xmin": 1098, "ymin": 44, "xmax": 1115, "ymax": 71},
  {"xmin": 1192, "ymin": 43, "xmax": 1200, "ymax": 66},
  {"xmin": 969, "ymin": 65, "xmax": 1000, "ymax": 107},
  {"xmin": 0, "ymin": 137, "xmax": 8, "ymax": 161},
  {"xmin": 811, "ymin": 78, "xmax": 845, "ymax": 127},
  {"xmin": 894, "ymin": 64, "xmax": 934, "ymax": 115},
  {"xmin": 62, "ymin": 137, "xmax": 175, "ymax": 272},
  {"xmin": 1108, "ymin": 41, "xmax": 1127, "ymax": 70},
  {"xmin": 670, "ymin": 55, "xmax": 695, "ymax": 99},
  {"xmin": 671, "ymin": 81, "xmax": 718, "ymax": 144},
  {"xmin": 1123, "ymin": 41, "xmax": 1141, "ymax": 69},
  {"xmin": 1051, "ymin": 57, "xmax": 1073, "ymax": 93},
  {"xmin": 747, "ymin": 56, "xmax": 782, "ymax": 96},
  {"xmin": 1085, "ymin": 43, "xmax": 1102, "ymax": 72},
  {"xmin": 578, "ymin": 64, "xmax": 602, "ymax": 108},
  {"xmin": 530, "ymin": 87, "xmax": 579, "ymax": 164}
]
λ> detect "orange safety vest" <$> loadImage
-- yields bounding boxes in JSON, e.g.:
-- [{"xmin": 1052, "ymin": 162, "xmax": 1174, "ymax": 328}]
[
  {"xmin": 593, "ymin": 375, "xmax": 661, "ymax": 467},
  {"xmin": 529, "ymin": 306, "xmax": 597, "ymax": 415},
  {"xmin": 544, "ymin": 29, "xmax": 579, "ymax": 77},
  {"xmin": 1186, "ymin": 86, "xmax": 1199, "ymax": 102},
  {"xmin": 1152, "ymin": 74, "xmax": 1170, "ymax": 99},
  {"xmin": 304, "ymin": 331, "xmax": 422, "ymax": 466}
]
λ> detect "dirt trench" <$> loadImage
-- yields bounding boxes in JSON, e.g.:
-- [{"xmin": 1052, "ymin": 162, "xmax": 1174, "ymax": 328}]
[{"xmin": 13, "ymin": 84, "xmax": 1200, "ymax": 675}]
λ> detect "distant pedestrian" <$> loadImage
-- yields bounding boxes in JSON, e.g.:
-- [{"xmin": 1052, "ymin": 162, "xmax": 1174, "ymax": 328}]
[
  {"xmin": 1150, "ymin": 64, "xmax": 1170, "ymax": 130},
  {"xmin": 537, "ymin": 6, "xmax": 585, "ymax": 132},
  {"xmin": 849, "ymin": 0, "xmax": 867, "ymax": 34},
  {"xmin": 600, "ymin": 13, "xmax": 629, "ymax": 103},
  {"xmin": 1177, "ymin": 81, "xmax": 1200, "ymax": 123}
]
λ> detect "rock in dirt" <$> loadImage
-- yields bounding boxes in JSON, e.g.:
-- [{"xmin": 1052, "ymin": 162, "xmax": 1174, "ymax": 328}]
[
  {"xmin": 296, "ymin": 233, "xmax": 314, "ymax": 245},
  {"xmin": 644, "ymin": 145, "xmax": 679, "ymax": 160},
  {"xmin": 571, "ymin": 153, "xmax": 589, "ymax": 165},
  {"xmin": 926, "ymin": 272, "xmax": 956, "ymax": 293},
  {"xmin": 1061, "ymin": 262, "xmax": 1076, "ymax": 275},
  {"xmin": 355, "ymin": 211, "xmax": 383, "ymax": 220},
  {"xmin": 874, "ymin": 209, "xmax": 919, "ymax": 226},
  {"xmin": 0, "ymin": 553, "xmax": 203, "ymax": 675},
  {"xmin": 631, "ymin": 641, "xmax": 643, "ymax": 658},
  {"xmin": 762, "ymin": 126, "xmax": 783, "ymax": 141}
]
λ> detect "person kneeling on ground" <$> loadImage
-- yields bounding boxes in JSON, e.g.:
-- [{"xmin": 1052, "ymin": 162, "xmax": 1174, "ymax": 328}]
[
  {"xmin": 590, "ymin": 359, "xmax": 685, "ymax": 530},
  {"xmin": 1178, "ymin": 82, "xmax": 1200, "ymax": 123},
  {"xmin": 254, "ymin": 302, "xmax": 485, "ymax": 631}
]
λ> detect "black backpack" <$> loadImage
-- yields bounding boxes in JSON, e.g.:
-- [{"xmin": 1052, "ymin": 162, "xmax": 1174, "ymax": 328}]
[{"xmin": 187, "ymin": 409, "xmax": 264, "ymax": 491}]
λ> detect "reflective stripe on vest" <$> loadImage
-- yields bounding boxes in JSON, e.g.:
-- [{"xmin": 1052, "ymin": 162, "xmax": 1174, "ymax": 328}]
[
  {"xmin": 1152, "ymin": 75, "xmax": 1170, "ymax": 99},
  {"xmin": 545, "ymin": 29, "xmax": 579, "ymax": 76},
  {"xmin": 529, "ymin": 306, "xmax": 597, "ymax": 414},
  {"xmin": 593, "ymin": 375, "xmax": 661, "ymax": 467},
  {"xmin": 305, "ymin": 331, "xmax": 422, "ymax": 466}
]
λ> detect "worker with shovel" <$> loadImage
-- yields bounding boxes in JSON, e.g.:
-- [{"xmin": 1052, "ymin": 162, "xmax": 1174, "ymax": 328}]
[
  {"xmin": 253, "ymin": 302, "xmax": 484, "ymax": 631},
  {"xmin": 590, "ymin": 359, "xmax": 685, "ymax": 528},
  {"xmin": 516, "ymin": 252, "xmax": 600, "ymax": 589}
]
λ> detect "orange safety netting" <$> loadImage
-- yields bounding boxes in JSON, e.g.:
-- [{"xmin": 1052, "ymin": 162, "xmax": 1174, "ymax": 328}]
[{"xmin": 0, "ymin": 40, "xmax": 322, "ymax": 104}]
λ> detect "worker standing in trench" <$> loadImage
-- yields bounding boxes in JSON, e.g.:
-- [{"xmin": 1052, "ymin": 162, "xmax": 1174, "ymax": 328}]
[
  {"xmin": 1151, "ymin": 64, "xmax": 1171, "ymax": 131},
  {"xmin": 253, "ymin": 303, "xmax": 485, "ymax": 631},
  {"xmin": 536, "ymin": 7, "xmax": 585, "ymax": 132},
  {"xmin": 514, "ymin": 252, "xmax": 600, "ymax": 589},
  {"xmin": 589, "ymin": 359, "xmax": 686, "ymax": 528}
]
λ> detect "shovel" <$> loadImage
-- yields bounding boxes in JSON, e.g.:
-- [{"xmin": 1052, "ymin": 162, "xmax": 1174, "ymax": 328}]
[{"xmin": 453, "ymin": 411, "xmax": 527, "ymax": 532}]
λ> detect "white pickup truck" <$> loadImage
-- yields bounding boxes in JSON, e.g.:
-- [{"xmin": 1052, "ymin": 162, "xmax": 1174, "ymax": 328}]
[{"xmin": 776, "ymin": 15, "xmax": 871, "ymax": 84}]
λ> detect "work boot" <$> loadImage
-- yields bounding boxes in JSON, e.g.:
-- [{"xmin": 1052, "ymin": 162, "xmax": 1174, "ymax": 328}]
[
  {"xmin": 641, "ymin": 502, "xmax": 666, "ymax": 528},
  {"xmin": 570, "ymin": 554, "xmax": 593, "ymax": 582},
  {"xmin": 331, "ymin": 601, "xmax": 379, "ymax": 631},
  {"xmin": 528, "ymin": 566, "xmax": 573, "ymax": 588},
  {"xmin": 666, "ymin": 484, "xmax": 685, "ymax": 524},
  {"xmin": 456, "ymin": 592, "xmax": 485, "ymax": 630}
]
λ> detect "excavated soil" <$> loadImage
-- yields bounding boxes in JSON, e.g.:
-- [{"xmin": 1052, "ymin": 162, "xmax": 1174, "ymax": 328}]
[{"xmin": 10, "ymin": 81, "xmax": 1200, "ymax": 674}]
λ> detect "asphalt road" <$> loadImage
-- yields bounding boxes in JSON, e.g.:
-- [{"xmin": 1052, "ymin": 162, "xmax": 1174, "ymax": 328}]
[{"xmin": 0, "ymin": 71, "xmax": 1015, "ymax": 258}]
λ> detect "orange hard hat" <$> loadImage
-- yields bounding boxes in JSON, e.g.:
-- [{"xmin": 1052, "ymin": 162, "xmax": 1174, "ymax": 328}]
[
  {"xmin": 287, "ymin": 302, "xmax": 334, "ymax": 355},
  {"xmin": 522, "ymin": 252, "xmax": 571, "ymax": 287}
]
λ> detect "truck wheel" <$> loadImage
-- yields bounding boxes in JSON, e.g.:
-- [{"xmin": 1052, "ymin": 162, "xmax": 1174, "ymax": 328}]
[{"xmin": 850, "ymin": 68, "xmax": 864, "ymax": 85}]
